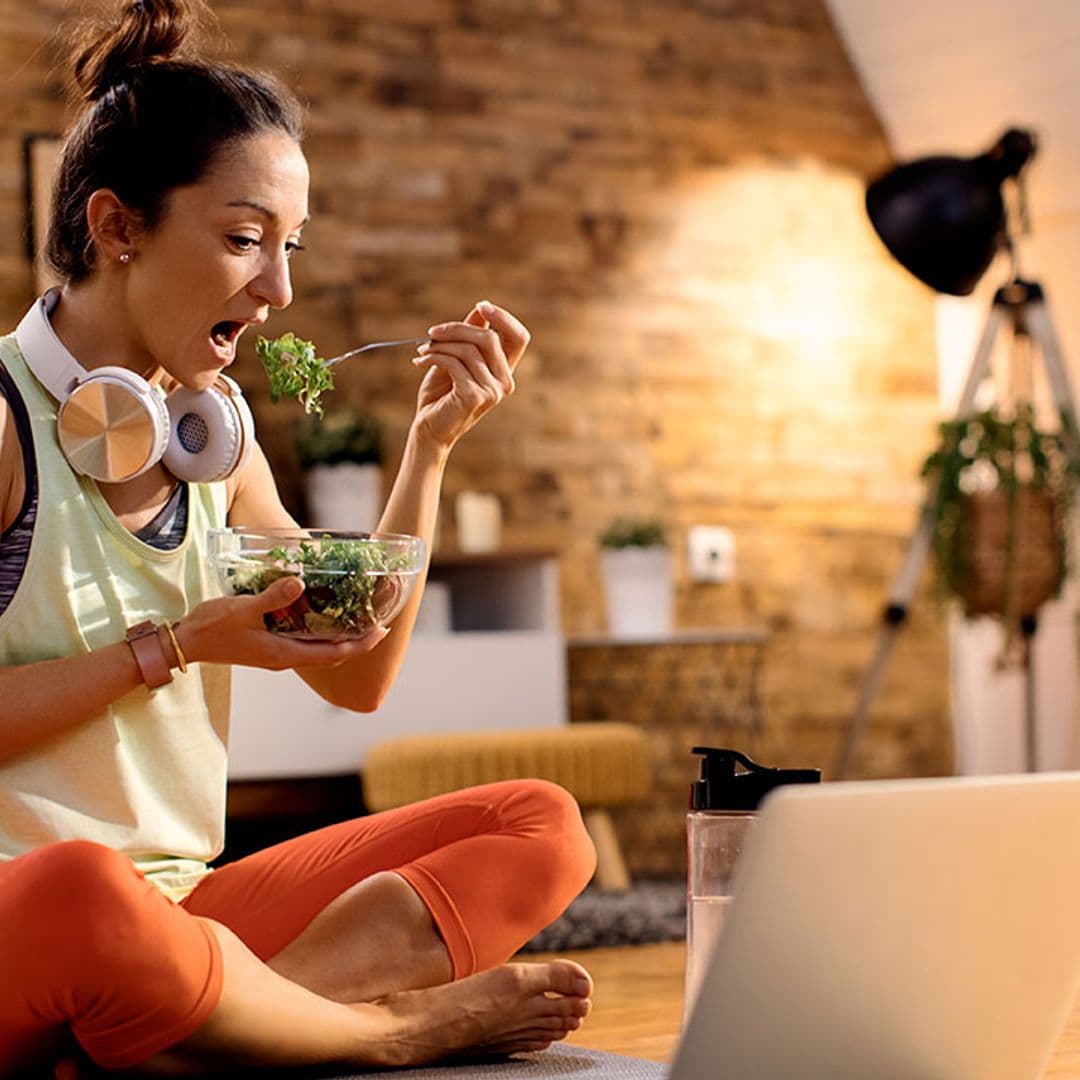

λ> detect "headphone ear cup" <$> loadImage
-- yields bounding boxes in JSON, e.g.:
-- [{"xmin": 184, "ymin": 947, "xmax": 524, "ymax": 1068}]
[
  {"xmin": 57, "ymin": 366, "xmax": 171, "ymax": 482},
  {"xmin": 219, "ymin": 374, "xmax": 255, "ymax": 475},
  {"xmin": 163, "ymin": 375, "xmax": 255, "ymax": 483}
]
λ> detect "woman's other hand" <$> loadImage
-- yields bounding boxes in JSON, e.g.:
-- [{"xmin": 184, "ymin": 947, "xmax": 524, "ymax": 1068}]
[
  {"xmin": 174, "ymin": 575, "xmax": 389, "ymax": 672},
  {"xmin": 410, "ymin": 300, "xmax": 530, "ymax": 450}
]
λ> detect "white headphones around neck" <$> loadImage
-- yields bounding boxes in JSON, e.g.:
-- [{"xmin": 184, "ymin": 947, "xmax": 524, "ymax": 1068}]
[{"xmin": 15, "ymin": 290, "xmax": 255, "ymax": 484}]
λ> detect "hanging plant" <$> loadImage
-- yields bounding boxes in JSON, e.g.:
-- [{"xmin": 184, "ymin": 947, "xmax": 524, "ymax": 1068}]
[{"xmin": 920, "ymin": 403, "xmax": 1079, "ymax": 628}]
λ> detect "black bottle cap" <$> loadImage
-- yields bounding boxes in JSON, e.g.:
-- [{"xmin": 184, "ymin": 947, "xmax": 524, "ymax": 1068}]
[{"xmin": 689, "ymin": 747, "xmax": 820, "ymax": 811}]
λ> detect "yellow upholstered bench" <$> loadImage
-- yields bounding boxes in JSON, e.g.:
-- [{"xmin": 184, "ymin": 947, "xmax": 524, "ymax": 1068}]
[{"xmin": 362, "ymin": 722, "xmax": 652, "ymax": 890}]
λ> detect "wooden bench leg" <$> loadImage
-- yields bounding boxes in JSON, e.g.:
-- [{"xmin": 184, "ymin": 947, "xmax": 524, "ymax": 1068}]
[{"xmin": 583, "ymin": 808, "xmax": 631, "ymax": 892}]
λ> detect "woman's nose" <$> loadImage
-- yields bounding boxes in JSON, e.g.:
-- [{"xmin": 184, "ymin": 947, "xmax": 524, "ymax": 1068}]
[{"xmin": 250, "ymin": 251, "xmax": 293, "ymax": 309}]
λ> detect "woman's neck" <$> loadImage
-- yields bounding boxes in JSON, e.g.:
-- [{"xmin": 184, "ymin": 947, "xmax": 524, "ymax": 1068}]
[{"xmin": 49, "ymin": 277, "xmax": 162, "ymax": 385}]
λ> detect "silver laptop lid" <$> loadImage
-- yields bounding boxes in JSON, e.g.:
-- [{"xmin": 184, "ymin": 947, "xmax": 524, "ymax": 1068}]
[{"xmin": 673, "ymin": 772, "xmax": 1080, "ymax": 1080}]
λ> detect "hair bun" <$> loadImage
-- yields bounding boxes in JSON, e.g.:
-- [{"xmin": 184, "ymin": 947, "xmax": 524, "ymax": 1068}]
[{"xmin": 71, "ymin": 0, "xmax": 204, "ymax": 103}]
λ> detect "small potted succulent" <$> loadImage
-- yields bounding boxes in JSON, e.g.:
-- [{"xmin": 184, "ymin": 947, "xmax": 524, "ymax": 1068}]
[
  {"xmin": 920, "ymin": 403, "xmax": 1078, "ymax": 625},
  {"xmin": 295, "ymin": 406, "xmax": 385, "ymax": 532},
  {"xmin": 599, "ymin": 516, "xmax": 674, "ymax": 638}
]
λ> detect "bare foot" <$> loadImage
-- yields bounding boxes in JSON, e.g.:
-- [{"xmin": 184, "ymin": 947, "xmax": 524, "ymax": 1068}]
[{"xmin": 358, "ymin": 958, "xmax": 593, "ymax": 1067}]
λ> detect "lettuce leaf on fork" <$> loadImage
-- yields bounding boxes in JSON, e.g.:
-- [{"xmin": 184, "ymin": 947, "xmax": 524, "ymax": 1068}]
[{"xmin": 255, "ymin": 332, "xmax": 335, "ymax": 416}]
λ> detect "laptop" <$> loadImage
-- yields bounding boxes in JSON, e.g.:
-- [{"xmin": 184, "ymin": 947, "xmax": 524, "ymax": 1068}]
[{"xmin": 671, "ymin": 772, "xmax": 1080, "ymax": 1080}]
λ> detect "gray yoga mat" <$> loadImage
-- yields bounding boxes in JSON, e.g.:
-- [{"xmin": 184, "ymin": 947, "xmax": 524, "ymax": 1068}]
[
  {"xmin": 344, "ymin": 1045, "xmax": 667, "ymax": 1078},
  {"xmin": 194, "ymin": 1045, "xmax": 667, "ymax": 1079}
]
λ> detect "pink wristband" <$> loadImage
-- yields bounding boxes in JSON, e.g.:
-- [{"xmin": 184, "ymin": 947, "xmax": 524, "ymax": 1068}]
[{"xmin": 125, "ymin": 620, "xmax": 173, "ymax": 690}]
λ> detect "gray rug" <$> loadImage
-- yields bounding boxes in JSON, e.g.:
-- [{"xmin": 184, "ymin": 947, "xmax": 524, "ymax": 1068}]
[{"xmin": 521, "ymin": 880, "xmax": 686, "ymax": 953}]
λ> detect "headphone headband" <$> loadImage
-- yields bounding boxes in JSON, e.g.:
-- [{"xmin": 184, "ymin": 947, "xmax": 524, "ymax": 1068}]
[{"xmin": 15, "ymin": 290, "xmax": 86, "ymax": 402}]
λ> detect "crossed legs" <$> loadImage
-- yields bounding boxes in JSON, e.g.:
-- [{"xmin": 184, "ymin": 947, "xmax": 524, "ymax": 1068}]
[
  {"xmin": 140, "ymin": 920, "xmax": 594, "ymax": 1074},
  {"xmin": 1, "ymin": 779, "xmax": 597, "ymax": 1074}
]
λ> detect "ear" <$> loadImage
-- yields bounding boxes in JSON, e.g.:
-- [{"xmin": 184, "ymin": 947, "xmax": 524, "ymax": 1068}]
[{"xmin": 85, "ymin": 189, "xmax": 143, "ymax": 262}]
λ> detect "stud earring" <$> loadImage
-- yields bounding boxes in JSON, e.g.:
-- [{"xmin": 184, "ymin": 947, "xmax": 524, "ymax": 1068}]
[{"xmin": 119, "ymin": 251, "xmax": 132, "ymax": 264}]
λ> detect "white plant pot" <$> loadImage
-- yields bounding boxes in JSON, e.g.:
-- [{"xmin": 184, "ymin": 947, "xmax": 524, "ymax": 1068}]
[
  {"xmin": 304, "ymin": 463, "xmax": 382, "ymax": 532},
  {"xmin": 601, "ymin": 546, "xmax": 674, "ymax": 639}
]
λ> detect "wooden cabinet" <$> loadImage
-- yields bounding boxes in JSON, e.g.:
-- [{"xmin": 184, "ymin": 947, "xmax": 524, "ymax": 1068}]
[{"xmin": 227, "ymin": 550, "xmax": 566, "ymax": 780}]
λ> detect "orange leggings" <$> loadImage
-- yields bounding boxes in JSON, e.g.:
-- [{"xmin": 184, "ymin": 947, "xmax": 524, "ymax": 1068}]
[{"xmin": 0, "ymin": 779, "xmax": 596, "ymax": 1073}]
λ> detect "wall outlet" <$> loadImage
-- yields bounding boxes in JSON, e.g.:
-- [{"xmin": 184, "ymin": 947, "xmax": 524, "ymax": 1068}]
[{"xmin": 688, "ymin": 525, "xmax": 736, "ymax": 583}]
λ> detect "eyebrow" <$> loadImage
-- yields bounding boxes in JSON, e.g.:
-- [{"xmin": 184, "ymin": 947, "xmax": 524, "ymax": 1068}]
[{"xmin": 226, "ymin": 199, "xmax": 310, "ymax": 227}]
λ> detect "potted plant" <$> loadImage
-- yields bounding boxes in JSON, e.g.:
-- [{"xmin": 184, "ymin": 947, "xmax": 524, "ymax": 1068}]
[
  {"xmin": 599, "ymin": 516, "xmax": 674, "ymax": 638},
  {"xmin": 295, "ymin": 406, "xmax": 385, "ymax": 531},
  {"xmin": 920, "ymin": 403, "xmax": 1078, "ymax": 628}
]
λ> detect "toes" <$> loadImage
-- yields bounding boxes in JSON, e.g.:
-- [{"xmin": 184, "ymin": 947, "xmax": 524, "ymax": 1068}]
[
  {"xmin": 533, "ymin": 1014, "xmax": 582, "ymax": 1033},
  {"xmin": 568, "ymin": 995, "xmax": 591, "ymax": 1018},
  {"xmin": 545, "ymin": 959, "xmax": 593, "ymax": 998},
  {"xmin": 495, "ymin": 1011, "xmax": 585, "ymax": 1041},
  {"xmin": 513, "ymin": 959, "xmax": 592, "ymax": 999},
  {"xmin": 541, "ymin": 994, "xmax": 590, "ymax": 1020},
  {"xmin": 546, "ymin": 996, "xmax": 590, "ymax": 1021}
]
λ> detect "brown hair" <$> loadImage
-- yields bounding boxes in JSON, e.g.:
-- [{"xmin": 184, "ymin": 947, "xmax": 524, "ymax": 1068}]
[{"xmin": 47, "ymin": 0, "xmax": 305, "ymax": 283}]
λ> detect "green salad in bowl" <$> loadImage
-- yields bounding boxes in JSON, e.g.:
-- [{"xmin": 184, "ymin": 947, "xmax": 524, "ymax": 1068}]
[{"xmin": 208, "ymin": 528, "xmax": 425, "ymax": 640}]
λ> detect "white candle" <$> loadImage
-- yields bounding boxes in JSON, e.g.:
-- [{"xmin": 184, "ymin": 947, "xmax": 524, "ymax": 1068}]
[{"xmin": 455, "ymin": 491, "xmax": 502, "ymax": 553}]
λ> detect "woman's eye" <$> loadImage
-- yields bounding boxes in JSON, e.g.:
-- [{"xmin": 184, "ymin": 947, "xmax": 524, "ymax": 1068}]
[
  {"xmin": 228, "ymin": 235, "xmax": 259, "ymax": 252},
  {"xmin": 285, "ymin": 240, "xmax": 306, "ymax": 259}
]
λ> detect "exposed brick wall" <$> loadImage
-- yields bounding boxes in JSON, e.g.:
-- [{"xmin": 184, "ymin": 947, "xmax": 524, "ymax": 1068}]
[{"xmin": 0, "ymin": 3, "xmax": 951, "ymax": 864}]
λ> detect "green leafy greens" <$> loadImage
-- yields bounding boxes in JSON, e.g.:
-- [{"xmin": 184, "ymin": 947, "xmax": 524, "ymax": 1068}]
[
  {"xmin": 255, "ymin": 332, "xmax": 335, "ymax": 416},
  {"xmin": 222, "ymin": 536, "xmax": 416, "ymax": 638}
]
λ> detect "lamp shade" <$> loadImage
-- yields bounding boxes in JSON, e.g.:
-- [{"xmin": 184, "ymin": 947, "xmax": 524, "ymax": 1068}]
[{"xmin": 866, "ymin": 129, "xmax": 1036, "ymax": 296}]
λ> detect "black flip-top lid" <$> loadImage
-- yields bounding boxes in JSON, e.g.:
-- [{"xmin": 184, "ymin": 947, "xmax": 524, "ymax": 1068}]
[{"xmin": 689, "ymin": 747, "xmax": 820, "ymax": 811}]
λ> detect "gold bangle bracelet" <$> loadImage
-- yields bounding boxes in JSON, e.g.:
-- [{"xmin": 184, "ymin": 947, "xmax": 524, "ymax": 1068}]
[{"xmin": 164, "ymin": 621, "xmax": 189, "ymax": 674}]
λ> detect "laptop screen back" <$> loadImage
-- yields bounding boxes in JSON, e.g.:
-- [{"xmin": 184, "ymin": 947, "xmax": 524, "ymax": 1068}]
[{"xmin": 673, "ymin": 773, "xmax": 1080, "ymax": 1080}]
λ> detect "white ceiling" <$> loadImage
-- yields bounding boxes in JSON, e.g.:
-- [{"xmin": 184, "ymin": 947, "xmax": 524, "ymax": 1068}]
[
  {"xmin": 824, "ymin": 0, "xmax": 1080, "ymax": 221},
  {"xmin": 824, "ymin": 0, "xmax": 1080, "ymax": 380}
]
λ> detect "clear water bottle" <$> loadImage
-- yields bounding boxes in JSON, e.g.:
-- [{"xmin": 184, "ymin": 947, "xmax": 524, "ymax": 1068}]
[{"xmin": 685, "ymin": 747, "xmax": 820, "ymax": 1019}]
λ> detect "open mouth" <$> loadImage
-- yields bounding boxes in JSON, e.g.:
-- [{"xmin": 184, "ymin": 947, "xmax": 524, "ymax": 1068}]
[{"xmin": 210, "ymin": 320, "xmax": 247, "ymax": 357}]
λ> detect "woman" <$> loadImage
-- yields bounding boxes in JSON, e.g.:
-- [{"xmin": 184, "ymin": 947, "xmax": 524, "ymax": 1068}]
[{"xmin": 0, "ymin": 1, "xmax": 596, "ymax": 1074}]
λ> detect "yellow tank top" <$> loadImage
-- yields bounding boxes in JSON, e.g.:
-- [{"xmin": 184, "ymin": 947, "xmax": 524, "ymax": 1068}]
[{"xmin": 0, "ymin": 332, "xmax": 231, "ymax": 902}]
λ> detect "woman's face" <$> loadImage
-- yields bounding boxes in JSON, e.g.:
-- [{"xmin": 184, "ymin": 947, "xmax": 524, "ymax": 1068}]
[{"xmin": 124, "ymin": 129, "xmax": 310, "ymax": 390}]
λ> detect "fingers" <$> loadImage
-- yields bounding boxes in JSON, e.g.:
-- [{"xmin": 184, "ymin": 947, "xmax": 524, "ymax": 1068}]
[
  {"xmin": 355, "ymin": 624, "xmax": 391, "ymax": 651},
  {"xmin": 416, "ymin": 338, "xmax": 512, "ymax": 398},
  {"xmin": 475, "ymin": 300, "xmax": 531, "ymax": 365},
  {"xmin": 257, "ymin": 573, "xmax": 305, "ymax": 612},
  {"xmin": 463, "ymin": 302, "xmax": 490, "ymax": 329},
  {"xmin": 188, "ymin": 579, "xmax": 387, "ymax": 670},
  {"xmin": 297, "ymin": 631, "xmax": 388, "ymax": 669},
  {"xmin": 275, "ymin": 629, "xmax": 388, "ymax": 667},
  {"xmin": 422, "ymin": 307, "xmax": 517, "ymax": 394},
  {"xmin": 433, "ymin": 299, "xmax": 529, "ymax": 365},
  {"xmin": 245, "ymin": 625, "xmax": 388, "ymax": 672}
]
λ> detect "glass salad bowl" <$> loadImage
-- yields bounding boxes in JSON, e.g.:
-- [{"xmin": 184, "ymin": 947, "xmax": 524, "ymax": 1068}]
[{"xmin": 208, "ymin": 528, "xmax": 425, "ymax": 640}]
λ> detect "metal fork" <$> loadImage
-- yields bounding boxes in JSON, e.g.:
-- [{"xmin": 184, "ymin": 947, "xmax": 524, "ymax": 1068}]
[{"xmin": 323, "ymin": 337, "xmax": 430, "ymax": 368}]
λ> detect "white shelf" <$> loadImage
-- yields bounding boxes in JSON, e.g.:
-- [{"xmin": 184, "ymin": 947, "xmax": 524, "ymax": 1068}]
[{"xmin": 227, "ymin": 551, "xmax": 567, "ymax": 780}]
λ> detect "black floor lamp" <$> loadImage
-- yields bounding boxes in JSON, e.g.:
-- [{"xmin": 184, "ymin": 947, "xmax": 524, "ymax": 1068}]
[{"xmin": 835, "ymin": 128, "xmax": 1080, "ymax": 778}]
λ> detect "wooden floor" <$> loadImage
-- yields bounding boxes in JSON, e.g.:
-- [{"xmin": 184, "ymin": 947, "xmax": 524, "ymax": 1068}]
[{"xmin": 532, "ymin": 941, "xmax": 1080, "ymax": 1076}]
